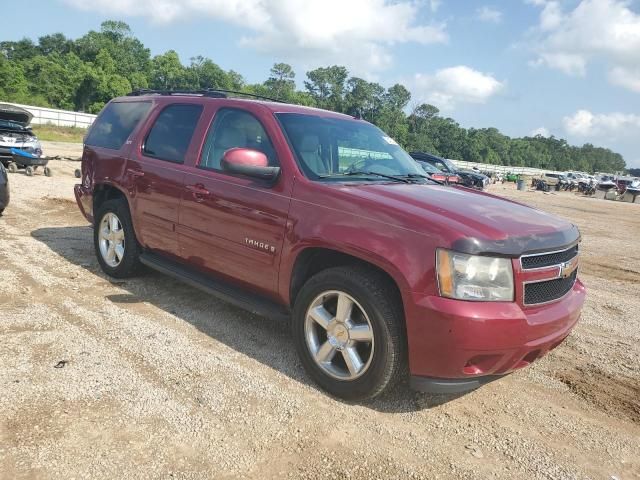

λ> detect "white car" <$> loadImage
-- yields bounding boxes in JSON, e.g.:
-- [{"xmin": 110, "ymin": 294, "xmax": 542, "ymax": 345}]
[{"xmin": 0, "ymin": 104, "xmax": 43, "ymax": 167}]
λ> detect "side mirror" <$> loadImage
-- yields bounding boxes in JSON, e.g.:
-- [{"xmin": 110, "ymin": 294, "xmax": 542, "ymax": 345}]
[{"xmin": 221, "ymin": 148, "xmax": 280, "ymax": 182}]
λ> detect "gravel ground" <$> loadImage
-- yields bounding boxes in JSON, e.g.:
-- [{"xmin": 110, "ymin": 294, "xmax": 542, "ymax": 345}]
[{"xmin": 1, "ymin": 146, "xmax": 639, "ymax": 479}]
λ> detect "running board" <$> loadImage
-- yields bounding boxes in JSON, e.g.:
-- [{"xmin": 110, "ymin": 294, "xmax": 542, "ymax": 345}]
[{"xmin": 139, "ymin": 252, "xmax": 290, "ymax": 321}]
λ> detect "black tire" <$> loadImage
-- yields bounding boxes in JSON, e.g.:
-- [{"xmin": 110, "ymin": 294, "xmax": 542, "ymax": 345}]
[
  {"xmin": 7, "ymin": 163, "xmax": 17, "ymax": 173},
  {"xmin": 25, "ymin": 166, "xmax": 33, "ymax": 177},
  {"xmin": 44, "ymin": 166, "xmax": 52, "ymax": 177},
  {"xmin": 292, "ymin": 265, "xmax": 406, "ymax": 401},
  {"xmin": 93, "ymin": 198, "xmax": 142, "ymax": 278}
]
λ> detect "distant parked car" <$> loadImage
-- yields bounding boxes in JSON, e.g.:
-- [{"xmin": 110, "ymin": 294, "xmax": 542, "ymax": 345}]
[
  {"xmin": 534, "ymin": 173, "xmax": 568, "ymax": 192},
  {"xmin": 0, "ymin": 104, "xmax": 43, "ymax": 168},
  {"xmin": 410, "ymin": 152, "xmax": 489, "ymax": 190},
  {"xmin": 615, "ymin": 176, "xmax": 636, "ymax": 194},
  {"xmin": 0, "ymin": 162, "xmax": 9, "ymax": 215}
]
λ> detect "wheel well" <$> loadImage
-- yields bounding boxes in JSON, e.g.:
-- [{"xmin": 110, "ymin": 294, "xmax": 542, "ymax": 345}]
[
  {"xmin": 93, "ymin": 184, "xmax": 126, "ymax": 213},
  {"xmin": 289, "ymin": 248, "xmax": 403, "ymax": 307}
]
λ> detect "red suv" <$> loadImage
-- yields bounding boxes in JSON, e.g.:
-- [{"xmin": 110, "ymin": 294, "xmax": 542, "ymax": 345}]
[{"xmin": 75, "ymin": 90, "xmax": 585, "ymax": 400}]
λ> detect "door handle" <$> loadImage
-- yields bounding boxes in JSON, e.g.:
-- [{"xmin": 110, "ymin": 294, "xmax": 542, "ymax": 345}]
[
  {"xmin": 127, "ymin": 168, "xmax": 145, "ymax": 178},
  {"xmin": 186, "ymin": 184, "xmax": 210, "ymax": 201}
]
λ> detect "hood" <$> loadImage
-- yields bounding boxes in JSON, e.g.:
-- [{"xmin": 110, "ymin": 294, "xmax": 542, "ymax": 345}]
[
  {"xmin": 458, "ymin": 169, "xmax": 487, "ymax": 180},
  {"xmin": 335, "ymin": 183, "xmax": 579, "ymax": 256},
  {"xmin": 0, "ymin": 104, "xmax": 33, "ymax": 127}
]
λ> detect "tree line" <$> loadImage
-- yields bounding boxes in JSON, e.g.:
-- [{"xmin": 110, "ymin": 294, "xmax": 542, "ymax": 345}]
[{"xmin": 0, "ymin": 21, "xmax": 627, "ymax": 173}]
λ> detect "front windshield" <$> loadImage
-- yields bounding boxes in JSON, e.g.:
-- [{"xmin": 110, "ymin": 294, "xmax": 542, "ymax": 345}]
[
  {"xmin": 426, "ymin": 156, "xmax": 456, "ymax": 173},
  {"xmin": 418, "ymin": 161, "xmax": 442, "ymax": 174},
  {"xmin": 276, "ymin": 113, "xmax": 425, "ymax": 180}
]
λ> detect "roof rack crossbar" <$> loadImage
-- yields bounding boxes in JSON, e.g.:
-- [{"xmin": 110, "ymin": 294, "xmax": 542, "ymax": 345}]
[{"xmin": 126, "ymin": 88, "xmax": 285, "ymax": 103}]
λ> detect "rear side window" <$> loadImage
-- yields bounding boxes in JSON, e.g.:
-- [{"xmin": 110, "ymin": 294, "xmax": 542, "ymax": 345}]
[
  {"xmin": 143, "ymin": 104, "xmax": 203, "ymax": 163},
  {"xmin": 85, "ymin": 102, "xmax": 151, "ymax": 150}
]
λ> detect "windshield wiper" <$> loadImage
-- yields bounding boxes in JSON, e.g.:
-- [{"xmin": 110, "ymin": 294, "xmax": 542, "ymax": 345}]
[
  {"xmin": 318, "ymin": 171, "xmax": 411, "ymax": 183},
  {"xmin": 402, "ymin": 173, "xmax": 444, "ymax": 185},
  {"xmin": 343, "ymin": 171, "xmax": 411, "ymax": 183}
]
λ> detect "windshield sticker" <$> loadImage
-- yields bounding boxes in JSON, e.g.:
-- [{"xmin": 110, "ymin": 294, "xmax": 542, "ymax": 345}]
[{"xmin": 382, "ymin": 136, "xmax": 398, "ymax": 145}]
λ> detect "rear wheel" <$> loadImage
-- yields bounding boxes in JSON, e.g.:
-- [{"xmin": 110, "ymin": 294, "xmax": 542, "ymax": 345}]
[
  {"xmin": 7, "ymin": 163, "xmax": 17, "ymax": 173},
  {"xmin": 25, "ymin": 166, "xmax": 33, "ymax": 177},
  {"xmin": 44, "ymin": 166, "xmax": 52, "ymax": 177},
  {"xmin": 293, "ymin": 266, "xmax": 406, "ymax": 401},
  {"xmin": 94, "ymin": 198, "xmax": 142, "ymax": 278}
]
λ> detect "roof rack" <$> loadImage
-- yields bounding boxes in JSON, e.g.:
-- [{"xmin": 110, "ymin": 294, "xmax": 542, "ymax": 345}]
[{"xmin": 126, "ymin": 88, "xmax": 286, "ymax": 103}]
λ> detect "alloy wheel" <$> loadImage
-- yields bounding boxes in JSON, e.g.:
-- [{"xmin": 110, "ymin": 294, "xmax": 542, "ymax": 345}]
[
  {"xmin": 304, "ymin": 290, "xmax": 375, "ymax": 380},
  {"xmin": 98, "ymin": 212, "xmax": 126, "ymax": 267}
]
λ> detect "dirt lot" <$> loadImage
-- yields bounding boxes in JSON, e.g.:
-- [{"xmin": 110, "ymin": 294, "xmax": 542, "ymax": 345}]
[{"xmin": 1, "ymin": 145, "xmax": 639, "ymax": 479}]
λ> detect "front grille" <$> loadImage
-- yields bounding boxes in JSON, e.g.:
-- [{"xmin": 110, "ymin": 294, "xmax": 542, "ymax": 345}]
[
  {"xmin": 524, "ymin": 270, "xmax": 577, "ymax": 305},
  {"xmin": 521, "ymin": 245, "xmax": 578, "ymax": 269}
]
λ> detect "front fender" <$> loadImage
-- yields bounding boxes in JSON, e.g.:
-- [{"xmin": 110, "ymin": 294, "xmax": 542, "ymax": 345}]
[{"xmin": 279, "ymin": 198, "xmax": 439, "ymax": 307}]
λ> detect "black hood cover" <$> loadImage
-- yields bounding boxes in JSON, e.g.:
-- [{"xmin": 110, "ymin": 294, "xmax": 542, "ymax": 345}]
[{"xmin": 0, "ymin": 103, "xmax": 33, "ymax": 126}]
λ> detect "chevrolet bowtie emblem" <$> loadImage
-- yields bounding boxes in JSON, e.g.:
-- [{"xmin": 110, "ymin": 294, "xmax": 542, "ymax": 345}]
[{"xmin": 558, "ymin": 256, "xmax": 579, "ymax": 278}]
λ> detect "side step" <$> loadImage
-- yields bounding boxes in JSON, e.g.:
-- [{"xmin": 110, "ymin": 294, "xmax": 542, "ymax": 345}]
[{"xmin": 140, "ymin": 252, "xmax": 290, "ymax": 322}]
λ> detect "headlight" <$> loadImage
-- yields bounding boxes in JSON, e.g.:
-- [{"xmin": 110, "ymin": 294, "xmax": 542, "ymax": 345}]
[
  {"xmin": 22, "ymin": 137, "xmax": 43, "ymax": 157},
  {"xmin": 436, "ymin": 249, "xmax": 514, "ymax": 301}
]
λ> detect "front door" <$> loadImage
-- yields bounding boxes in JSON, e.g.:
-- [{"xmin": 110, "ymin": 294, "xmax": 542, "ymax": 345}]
[
  {"xmin": 178, "ymin": 107, "xmax": 291, "ymax": 296},
  {"xmin": 127, "ymin": 103, "xmax": 204, "ymax": 258}
]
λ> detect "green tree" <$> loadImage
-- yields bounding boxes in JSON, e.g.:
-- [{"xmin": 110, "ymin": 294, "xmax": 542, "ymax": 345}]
[
  {"xmin": 150, "ymin": 50, "xmax": 188, "ymax": 90},
  {"xmin": 38, "ymin": 33, "xmax": 74, "ymax": 56},
  {"xmin": 264, "ymin": 63, "xmax": 296, "ymax": 100},
  {"xmin": 0, "ymin": 56, "xmax": 29, "ymax": 102},
  {"xmin": 305, "ymin": 66, "xmax": 348, "ymax": 111}
]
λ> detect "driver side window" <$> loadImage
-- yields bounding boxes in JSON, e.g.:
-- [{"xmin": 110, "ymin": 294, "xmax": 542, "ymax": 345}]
[{"xmin": 199, "ymin": 108, "xmax": 277, "ymax": 170}]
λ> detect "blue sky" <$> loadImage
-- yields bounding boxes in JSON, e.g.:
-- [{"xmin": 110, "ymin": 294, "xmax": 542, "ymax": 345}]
[{"xmin": 6, "ymin": 0, "xmax": 640, "ymax": 167}]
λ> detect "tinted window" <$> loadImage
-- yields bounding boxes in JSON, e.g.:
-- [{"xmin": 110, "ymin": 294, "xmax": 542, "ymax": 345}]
[
  {"xmin": 200, "ymin": 109, "xmax": 277, "ymax": 170},
  {"xmin": 277, "ymin": 113, "xmax": 423, "ymax": 180},
  {"xmin": 143, "ymin": 104, "xmax": 203, "ymax": 163},
  {"xmin": 85, "ymin": 102, "xmax": 151, "ymax": 150}
]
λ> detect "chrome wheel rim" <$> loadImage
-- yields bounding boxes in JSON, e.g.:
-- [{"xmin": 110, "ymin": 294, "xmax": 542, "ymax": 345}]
[
  {"xmin": 304, "ymin": 290, "xmax": 374, "ymax": 380},
  {"xmin": 98, "ymin": 212, "xmax": 125, "ymax": 268}
]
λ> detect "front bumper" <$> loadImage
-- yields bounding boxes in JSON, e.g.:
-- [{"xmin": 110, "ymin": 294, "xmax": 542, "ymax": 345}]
[
  {"xmin": 405, "ymin": 279, "xmax": 586, "ymax": 393},
  {"xmin": 74, "ymin": 184, "xmax": 93, "ymax": 224}
]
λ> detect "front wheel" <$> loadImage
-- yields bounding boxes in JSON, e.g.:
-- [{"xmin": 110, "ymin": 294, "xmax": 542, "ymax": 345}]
[
  {"xmin": 293, "ymin": 266, "xmax": 406, "ymax": 401},
  {"xmin": 94, "ymin": 199, "xmax": 142, "ymax": 278}
]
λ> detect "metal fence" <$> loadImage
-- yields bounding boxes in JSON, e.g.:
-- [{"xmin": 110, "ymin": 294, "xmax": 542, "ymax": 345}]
[{"xmin": 3, "ymin": 102, "xmax": 96, "ymax": 129}]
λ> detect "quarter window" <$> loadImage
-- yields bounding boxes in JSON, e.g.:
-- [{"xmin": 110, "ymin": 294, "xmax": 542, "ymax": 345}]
[
  {"xmin": 85, "ymin": 101, "xmax": 151, "ymax": 150},
  {"xmin": 200, "ymin": 109, "xmax": 277, "ymax": 170},
  {"xmin": 143, "ymin": 104, "xmax": 203, "ymax": 163}
]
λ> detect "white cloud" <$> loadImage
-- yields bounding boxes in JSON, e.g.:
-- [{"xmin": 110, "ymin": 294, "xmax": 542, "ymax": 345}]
[
  {"xmin": 534, "ymin": 52, "xmax": 587, "ymax": 76},
  {"xmin": 477, "ymin": 6, "xmax": 503, "ymax": 23},
  {"xmin": 530, "ymin": 127, "xmax": 550, "ymax": 137},
  {"xmin": 411, "ymin": 66, "xmax": 504, "ymax": 110},
  {"xmin": 527, "ymin": 0, "xmax": 640, "ymax": 91},
  {"xmin": 429, "ymin": 0, "xmax": 442, "ymax": 12},
  {"xmin": 538, "ymin": 1, "xmax": 563, "ymax": 30},
  {"xmin": 563, "ymin": 109, "xmax": 640, "ymax": 137},
  {"xmin": 608, "ymin": 66, "xmax": 640, "ymax": 93},
  {"xmin": 64, "ymin": 0, "xmax": 447, "ymax": 74}
]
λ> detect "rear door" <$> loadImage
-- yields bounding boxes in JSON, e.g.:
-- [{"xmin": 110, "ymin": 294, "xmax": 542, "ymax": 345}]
[
  {"xmin": 126, "ymin": 102, "xmax": 204, "ymax": 258},
  {"xmin": 83, "ymin": 100, "xmax": 152, "ymax": 212},
  {"xmin": 178, "ymin": 106, "xmax": 292, "ymax": 296}
]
